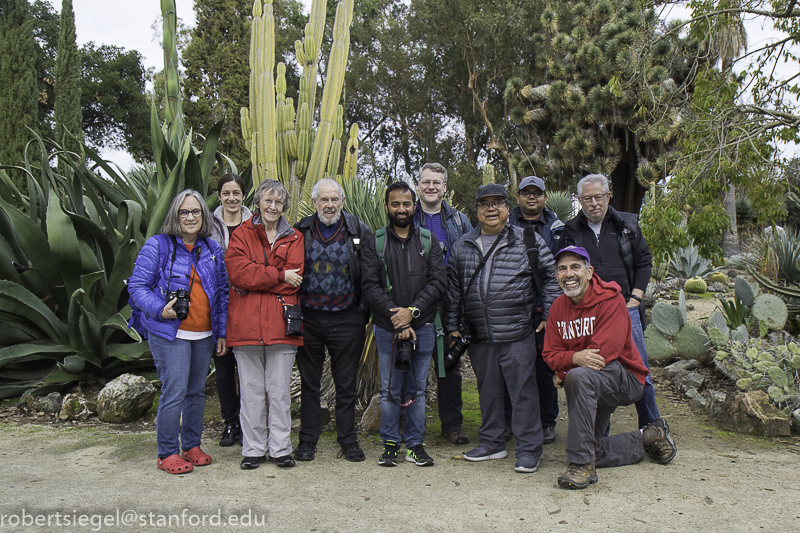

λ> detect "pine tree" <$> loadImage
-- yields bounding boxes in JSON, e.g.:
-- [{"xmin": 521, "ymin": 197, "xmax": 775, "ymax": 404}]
[
  {"xmin": 53, "ymin": 0, "xmax": 82, "ymax": 152},
  {"xmin": 0, "ymin": 0, "xmax": 40, "ymax": 185}
]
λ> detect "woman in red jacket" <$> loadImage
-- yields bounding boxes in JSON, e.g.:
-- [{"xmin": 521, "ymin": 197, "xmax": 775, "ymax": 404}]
[{"xmin": 225, "ymin": 179, "xmax": 304, "ymax": 470}]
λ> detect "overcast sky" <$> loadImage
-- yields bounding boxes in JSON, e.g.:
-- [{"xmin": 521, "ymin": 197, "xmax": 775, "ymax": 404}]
[{"xmin": 47, "ymin": 1, "xmax": 797, "ymax": 171}]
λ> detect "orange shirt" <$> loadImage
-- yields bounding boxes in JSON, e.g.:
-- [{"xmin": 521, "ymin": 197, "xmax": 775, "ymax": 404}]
[{"xmin": 178, "ymin": 245, "xmax": 212, "ymax": 332}]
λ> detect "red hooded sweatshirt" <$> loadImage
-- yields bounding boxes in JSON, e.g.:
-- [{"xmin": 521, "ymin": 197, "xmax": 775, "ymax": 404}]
[{"xmin": 543, "ymin": 273, "xmax": 649, "ymax": 385}]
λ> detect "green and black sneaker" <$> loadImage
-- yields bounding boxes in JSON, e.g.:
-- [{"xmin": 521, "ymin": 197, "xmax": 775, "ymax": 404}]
[
  {"xmin": 405, "ymin": 444, "xmax": 434, "ymax": 466},
  {"xmin": 378, "ymin": 440, "xmax": 399, "ymax": 467}
]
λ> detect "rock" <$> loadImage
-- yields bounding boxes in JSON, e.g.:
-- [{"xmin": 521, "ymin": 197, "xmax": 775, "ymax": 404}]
[
  {"xmin": 792, "ymin": 410, "xmax": 800, "ymax": 435},
  {"xmin": 26, "ymin": 392, "xmax": 62, "ymax": 414},
  {"xmin": 686, "ymin": 388, "xmax": 707, "ymax": 409},
  {"xmin": 705, "ymin": 390, "xmax": 727, "ymax": 419},
  {"xmin": 360, "ymin": 394, "xmax": 381, "ymax": 434},
  {"xmin": 674, "ymin": 371, "xmax": 706, "ymax": 393},
  {"xmin": 97, "ymin": 374, "xmax": 156, "ymax": 423},
  {"xmin": 664, "ymin": 359, "xmax": 702, "ymax": 380},
  {"xmin": 720, "ymin": 391, "xmax": 792, "ymax": 437},
  {"xmin": 59, "ymin": 393, "xmax": 96, "ymax": 421}
]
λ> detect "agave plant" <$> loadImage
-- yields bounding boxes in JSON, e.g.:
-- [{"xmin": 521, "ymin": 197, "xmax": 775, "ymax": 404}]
[
  {"xmin": 545, "ymin": 190, "xmax": 575, "ymax": 222},
  {"xmin": 717, "ymin": 295, "xmax": 751, "ymax": 330},
  {"xmin": 669, "ymin": 240, "xmax": 714, "ymax": 279}
]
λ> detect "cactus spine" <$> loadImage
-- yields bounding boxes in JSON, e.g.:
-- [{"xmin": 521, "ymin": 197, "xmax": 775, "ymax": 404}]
[{"xmin": 242, "ymin": 0, "xmax": 357, "ymax": 222}]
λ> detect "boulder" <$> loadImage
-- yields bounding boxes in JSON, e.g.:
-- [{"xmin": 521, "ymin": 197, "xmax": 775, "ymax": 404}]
[
  {"xmin": 664, "ymin": 359, "xmax": 702, "ymax": 380},
  {"xmin": 674, "ymin": 371, "xmax": 706, "ymax": 393},
  {"xmin": 59, "ymin": 393, "xmax": 96, "ymax": 421},
  {"xmin": 792, "ymin": 410, "xmax": 800, "ymax": 435},
  {"xmin": 685, "ymin": 388, "xmax": 707, "ymax": 409},
  {"xmin": 97, "ymin": 374, "xmax": 156, "ymax": 423},
  {"xmin": 705, "ymin": 390, "xmax": 727, "ymax": 419},
  {"xmin": 360, "ymin": 394, "xmax": 381, "ymax": 434},
  {"xmin": 720, "ymin": 391, "xmax": 791, "ymax": 437},
  {"xmin": 26, "ymin": 392, "xmax": 62, "ymax": 414}
]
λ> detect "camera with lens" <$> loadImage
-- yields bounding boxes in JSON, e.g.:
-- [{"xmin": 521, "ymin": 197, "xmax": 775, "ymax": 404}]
[
  {"xmin": 443, "ymin": 332, "xmax": 471, "ymax": 372},
  {"xmin": 167, "ymin": 288, "xmax": 190, "ymax": 320},
  {"xmin": 394, "ymin": 338, "xmax": 417, "ymax": 373}
]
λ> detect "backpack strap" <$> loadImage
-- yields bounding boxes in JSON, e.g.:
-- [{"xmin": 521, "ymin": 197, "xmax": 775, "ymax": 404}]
[
  {"xmin": 523, "ymin": 227, "xmax": 543, "ymax": 297},
  {"xmin": 375, "ymin": 228, "xmax": 393, "ymax": 298},
  {"xmin": 418, "ymin": 227, "xmax": 431, "ymax": 260}
]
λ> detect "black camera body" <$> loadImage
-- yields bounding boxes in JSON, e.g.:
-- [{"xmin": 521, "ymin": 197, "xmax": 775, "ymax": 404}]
[
  {"xmin": 167, "ymin": 288, "xmax": 190, "ymax": 320},
  {"xmin": 443, "ymin": 333, "xmax": 471, "ymax": 372},
  {"xmin": 394, "ymin": 338, "xmax": 418, "ymax": 373}
]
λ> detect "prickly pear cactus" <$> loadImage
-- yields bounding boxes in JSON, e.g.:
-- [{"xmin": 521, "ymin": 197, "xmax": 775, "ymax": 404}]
[
  {"xmin": 734, "ymin": 277, "xmax": 755, "ymax": 307},
  {"xmin": 707, "ymin": 327, "xmax": 728, "ymax": 348},
  {"xmin": 651, "ymin": 301, "xmax": 681, "ymax": 337},
  {"xmin": 750, "ymin": 293, "xmax": 788, "ymax": 330},
  {"xmin": 707, "ymin": 309, "xmax": 730, "ymax": 337},
  {"xmin": 708, "ymin": 272, "xmax": 728, "ymax": 284},
  {"xmin": 678, "ymin": 289, "xmax": 687, "ymax": 326},
  {"xmin": 684, "ymin": 277, "xmax": 707, "ymax": 294},
  {"xmin": 644, "ymin": 325, "xmax": 674, "ymax": 361},
  {"xmin": 673, "ymin": 324, "xmax": 710, "ymax": 361},
  {"xmin": 730, "ymin": 324, "xmax": 749, "ymax": 344}
]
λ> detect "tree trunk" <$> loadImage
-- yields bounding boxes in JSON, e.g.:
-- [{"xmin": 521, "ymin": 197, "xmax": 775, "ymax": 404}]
[{"xmin": 721, "ymin": 181, "xmax": 740, "ymax": 256}]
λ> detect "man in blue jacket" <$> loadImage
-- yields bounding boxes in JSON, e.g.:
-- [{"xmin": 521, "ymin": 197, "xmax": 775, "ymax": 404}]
[
  {"xmin": 414, "ymin": 163, "xmax": 473, "ymax": 445},
  {"xmin": 508, "ymin": 175, "xmax": 563, "ymax": 444}
]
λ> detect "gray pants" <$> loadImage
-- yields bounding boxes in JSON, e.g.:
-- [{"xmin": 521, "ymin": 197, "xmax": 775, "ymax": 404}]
[
  {"xmin": 469, "ymin": 333, "xmax": 543, "ymax": 459},
  {"xmin": 563, "ymin": 360, "xmax": 645, "ymax": 467},
  {"xmin": 235, "ymin": 345, "xmax": 296, "ymax": 458}
]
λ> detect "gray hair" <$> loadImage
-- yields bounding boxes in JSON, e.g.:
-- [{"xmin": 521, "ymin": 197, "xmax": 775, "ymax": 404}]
[
  {"xmin": 577, "ymin": 174, "xmax": 610, "ymax": 197},
  {"xmin": 311, "ymin": 178, "xmax": 344, "ymax": 202},
  {"xmin": 418, "ymin": 162, "xmax": 447, "ymax": 183},
  {"xmin": 160, "ymin": 189, "xmax": 214, "ymax": 238},
  {"xmin": 252, "ymin": 179, "xmax": 290, "ymax": 217}
]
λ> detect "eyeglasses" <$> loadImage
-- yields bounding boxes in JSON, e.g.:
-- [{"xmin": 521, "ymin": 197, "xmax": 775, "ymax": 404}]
[
  {"xmin": 178, "ymin": 209, "xmax": 203, "ymax": 218},
  {"xmin": 579, "ymin": 193, "xmax": 608, "ymax": 204},
  {"xmin": 519, "ymin": 189, "xmax": 545, "ymax": 199},
  {"xmin": 476, "ymin": 200, "xmax": 507, "ymax": 211},
  {"xmin": 262, "ymin": 199, "xmax": 285, "ymax": 208},
  {"xmin": 420, "ymin": 180, "xmax": 445, "ymax": 188}
]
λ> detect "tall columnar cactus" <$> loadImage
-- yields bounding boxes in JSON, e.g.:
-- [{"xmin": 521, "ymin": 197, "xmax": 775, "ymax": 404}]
[
  {"xmin": 161, "ymin": 0, "xmax": 184, "ymax": 151},
  {"xmin": 242, "ymin": 0, "xmax": 357, "ymax": 221}
]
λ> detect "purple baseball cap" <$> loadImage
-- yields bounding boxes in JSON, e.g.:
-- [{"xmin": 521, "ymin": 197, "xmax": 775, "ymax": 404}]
[{"xmin": 554, "ymin": 246, "xmax": 591, "ymax": 265}]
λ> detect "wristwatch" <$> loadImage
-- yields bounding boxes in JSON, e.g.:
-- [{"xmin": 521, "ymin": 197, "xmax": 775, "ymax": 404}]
[
  {"xmin": 409, "ymin": 306, "xmax": 421, "ymax": 318},
  {"xmin": 630, "ymin": 294, "xmax": 643, "ymax": 303}
]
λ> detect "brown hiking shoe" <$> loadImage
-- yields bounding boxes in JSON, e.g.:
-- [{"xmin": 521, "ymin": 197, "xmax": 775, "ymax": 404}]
[
  {"xmin": 557, "ymin": 462, "xmax": 597, "ymax": 490},
  {"xmin": 643, "ymin": 417, "xmax": 677, "ymax": 465}
]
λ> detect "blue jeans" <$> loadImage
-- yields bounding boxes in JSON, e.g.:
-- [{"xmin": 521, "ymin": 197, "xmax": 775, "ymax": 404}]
[
  {"xmin": 629, "ymin": 306, "xmax": 660, "ymax": 427},
  {"xmin": 149, "ymin": 335, "xmax": 215, "ymax": 458},
  {"xmin": 375, "ymin": 324, "xmax": 435, "ymax": 448}
]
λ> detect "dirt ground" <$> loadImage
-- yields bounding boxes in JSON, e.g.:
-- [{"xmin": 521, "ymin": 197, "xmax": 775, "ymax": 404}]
[
  {"xmin": 2, "ymin": 294, "xmax": 799, "ymax": 532},
  {"xmin": 2, "ymin": 380, "xmax": 800, "ymax": 533}
]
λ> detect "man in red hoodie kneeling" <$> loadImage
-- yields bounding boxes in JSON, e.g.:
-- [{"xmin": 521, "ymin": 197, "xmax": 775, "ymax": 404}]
[{"xmin": 543, "ymin": 246, "xmax": 677, "ymax": 490}]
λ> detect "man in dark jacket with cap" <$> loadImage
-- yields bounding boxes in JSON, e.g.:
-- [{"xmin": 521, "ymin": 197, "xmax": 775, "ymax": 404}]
[
  {"xmin": 444, "ymin": 184, "xmax": 560, "ymax": 474},
  {"xmin": 508, "ymin": 175, "xmax": 564, "ymax": 444}
]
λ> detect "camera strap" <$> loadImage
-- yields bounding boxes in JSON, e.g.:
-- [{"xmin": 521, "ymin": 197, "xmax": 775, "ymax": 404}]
[{"xmin": 388, "ymin": 333, "xmax": 417, "ymax": 407}]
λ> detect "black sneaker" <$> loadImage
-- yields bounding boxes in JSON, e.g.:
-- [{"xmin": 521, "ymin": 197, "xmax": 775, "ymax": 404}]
[
  {"xmin": 219, "ymin": 423, "xmax": 242, "ymax": 447},
  {"xmin": 378, "ymin": 441, "xmax": 399, "ymax": 467},
  {"xmin": 543, "ymin": 426, "xmax": 556, "ymax": 444},
  {"xmin": 270, "ymin": 454, "xmax": 296, "ymax": 468},
  {"xmin": 405, "ymin": 444, "xmax": 434, "ymax": 466},
  {"xmin": 338, "ymin": 442, "xmax": 366, "ymax": 462},
  {"xmin": 240, "ymin": 455, "xmax": 266, "ymax": 470},
  {"xmin": 294, "ymin": 441, "xmax": 316, "ymax": 462},
  {"xmin": 643, "ymin": 417, "xmax": 677, "ymax": 465}
]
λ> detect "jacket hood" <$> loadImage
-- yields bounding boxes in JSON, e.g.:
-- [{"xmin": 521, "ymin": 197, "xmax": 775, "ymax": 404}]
[
  {"xmin": 573, "ymin": 273, "xmax": 622, "ymax": 309},
  {"xmin": 248, "ymin": 215, "xmax": 295, "ymax": 239}
]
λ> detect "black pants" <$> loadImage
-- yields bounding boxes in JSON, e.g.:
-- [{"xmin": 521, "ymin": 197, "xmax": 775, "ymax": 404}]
[
  {"xmin": 433, "ymin": 340, "xmax": 464, "ymax": 433},
  {"xmin": 212, "ymin": 350, "xmax": 240, "ymax": 426},
  {"xmin": 296, "ymin": 309, "xmax": 366, "ymax": 446},
  {"xmin": 504, "ymin": 329, "xmax": 559, "ymax": 428}
]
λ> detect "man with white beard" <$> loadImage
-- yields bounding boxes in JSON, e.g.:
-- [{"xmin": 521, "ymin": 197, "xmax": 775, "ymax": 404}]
[{"xmin": 293, "ymin": 179, "xmax": 374, "ymax": 463}]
